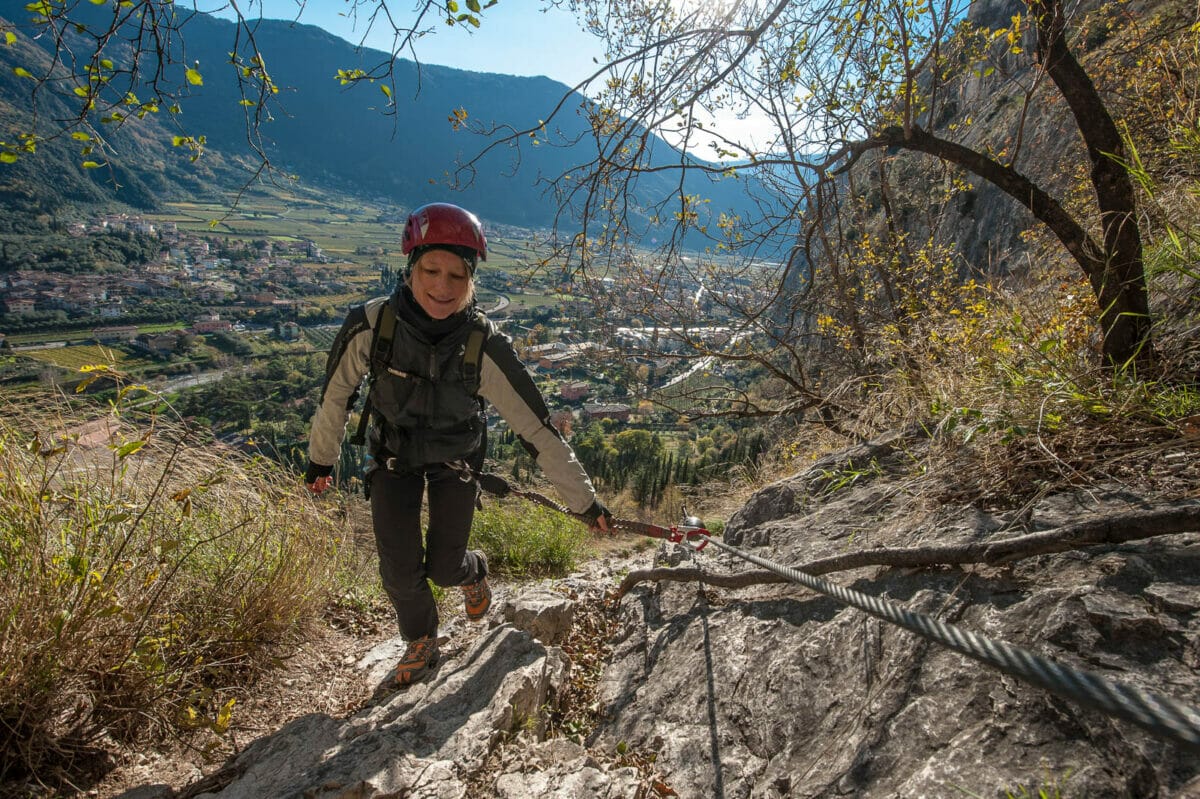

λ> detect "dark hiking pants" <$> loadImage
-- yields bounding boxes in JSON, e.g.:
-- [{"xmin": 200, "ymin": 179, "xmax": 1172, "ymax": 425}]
[{"xmin": 369, "ymin": 464, "xmax": 487, "ymax": 641}]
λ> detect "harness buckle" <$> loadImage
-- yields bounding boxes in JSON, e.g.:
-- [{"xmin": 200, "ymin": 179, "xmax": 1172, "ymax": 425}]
[{"xmin": 445, "ymin": 460, "xmax": 476, "ymax": 482}]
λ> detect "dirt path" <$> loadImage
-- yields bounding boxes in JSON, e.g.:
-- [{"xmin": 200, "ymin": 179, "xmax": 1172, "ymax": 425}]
[{"xmin": 88, "ymin": 532, "xmax": 658, "ymax": 799}]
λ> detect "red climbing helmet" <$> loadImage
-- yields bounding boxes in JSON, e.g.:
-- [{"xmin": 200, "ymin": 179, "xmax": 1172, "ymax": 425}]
[{"xmin": 401, "ymin": 202, "xmax": 488, "ymax": 264}]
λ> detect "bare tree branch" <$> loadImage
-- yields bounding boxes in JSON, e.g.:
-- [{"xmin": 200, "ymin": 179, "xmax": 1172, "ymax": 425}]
[{"xmin": 616, "ymin": 504, "xmax": 1200, "ymax": 598}]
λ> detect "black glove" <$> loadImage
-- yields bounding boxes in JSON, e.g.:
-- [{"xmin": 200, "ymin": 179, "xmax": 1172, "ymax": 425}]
[
  {"xmin": 304, "ymin": 461, "xmax": 333, "ymax": 484},
  {"xmin": 304, "ymin": 461, "xmax": 334, "ymax": 494},
  {"xmin": 582, "ymin": 498, "xmax": 614, "ymax": 530}
]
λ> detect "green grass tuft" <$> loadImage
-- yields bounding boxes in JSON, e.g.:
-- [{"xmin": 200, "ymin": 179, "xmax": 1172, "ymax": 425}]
[{"xmin": 470, "ymin": 500, "xmax": 590, "ymax": 577}]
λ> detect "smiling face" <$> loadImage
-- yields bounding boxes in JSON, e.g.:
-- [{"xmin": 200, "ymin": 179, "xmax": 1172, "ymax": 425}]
[{"xmin": 407, "ymin": 248, "xmax": 475, "ymax": 319}]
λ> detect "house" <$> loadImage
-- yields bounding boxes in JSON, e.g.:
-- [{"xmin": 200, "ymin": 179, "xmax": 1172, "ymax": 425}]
[
  {"xmin": 559, "ymin": 381, "xmax": 591, "ymax": 401},
  {"xmin": 582, "ymin": 403, "xmax": 632, "ymax": 423},
  {"xmin": 3, "ymin": 296, "xmax": 37, "ymax": 315},
  {"xmin": 92, "ymin": 325, "xmax": 139, "ymax": 343},
  {"xmin": 537, "ymin": 352, "xmax": 575, "ymax": 371},
  {"xmin": 134, "ymin": 332, "xmax": 182, "ymax": 355},
  {"xmin": 526, "ymin": 342, "xmax": 568, "ymax": 359},
  {"xmin": 276, "ymin": 321, "xmax": 301, "ymax": 341},
  {"xmin": 193, "ymin": 314, "xmax": 233, "ymax": 334}
]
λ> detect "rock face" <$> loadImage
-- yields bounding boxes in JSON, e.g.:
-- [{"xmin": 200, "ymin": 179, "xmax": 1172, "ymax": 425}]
[
  {"xmin": 594, "ymin": 437, "xmax": 1200, "ymax": 798},
  {"xmin": 164, "ymin": 435, "xmax": 1200, "ymax": 798},
  {"xmin": 194, "ymin": 624, "xmax": 568, "ymax": 799}
]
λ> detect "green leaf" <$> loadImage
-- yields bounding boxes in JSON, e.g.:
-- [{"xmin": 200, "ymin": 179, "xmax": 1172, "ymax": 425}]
[
  {"xmin": 185, "ymin": 67, "xmax": 203, "ymax": 86},
  {"xmin": 447, "ymin": 0, "xmax": 459, "ymax": 11},
  {"xmin": 0, "ymin": 152, "xmax": 18, "ymax": 164},
  {"xmin": 12, "ymin": 66, "xmax": 32, "ymax": 78},
  {"xmin": 71, "ymin": 131, "xmax": 92, "ymax": 141},
  {"xmin": 467, "ymin": 0, "xmax": 481, "ymax": 11},
  {"xmin": 73, "ymin": 86, "xmax": 89, "ymax": 97},
  {"xmin": 115, "ymin": 440, "xmax": 145, "ymax": 458},
  {"xmin": 380, "ymin": 84, "xmax": 391, "ymax": 99},
  {"xmin": 100, "ymin": 58, "xmax": 113, "ymax": 69},
  {"xmin": 238, "ymin": 98, "xmax": 255, "ymax": 106},
  {"xmin": 4, "ymin": 32, "xmax": 16, "ymax": 46},
  {"xmin": 81, "ymin": 161, "xmax": 102, "ymax": 168}
]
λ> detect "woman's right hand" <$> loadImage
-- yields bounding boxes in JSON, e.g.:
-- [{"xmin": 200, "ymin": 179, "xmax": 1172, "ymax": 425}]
[{"xmin": 584, "ymin": 498, "xmax": 614, "ymax": 533}]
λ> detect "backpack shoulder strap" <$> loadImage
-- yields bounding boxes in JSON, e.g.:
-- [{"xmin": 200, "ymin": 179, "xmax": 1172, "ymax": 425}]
[
  {"xmin": 350, "ymin": 299, "xmax": 396, "ymax": 446},
  {"xmin": 369, "ymin": 300, "xmax": 397, "ymax": 378},
  {"xmin": 460, "ymin": 309, "xmax": 494, "ymax": 393}
]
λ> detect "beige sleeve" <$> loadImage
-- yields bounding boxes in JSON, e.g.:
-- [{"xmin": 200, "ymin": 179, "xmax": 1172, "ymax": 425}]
[
  {"xmin": 479, "ymin": 351, "xmax": 597, "ymax": 515},
  {"xmin": 306, "ymin": 298, "xmax": 383, "ymax": 467}
]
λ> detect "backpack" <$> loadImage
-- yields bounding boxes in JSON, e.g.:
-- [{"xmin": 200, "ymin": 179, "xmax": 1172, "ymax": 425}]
[{"xmin": 349, "ymin": 301, "xmax": 487, "ymax": 447}]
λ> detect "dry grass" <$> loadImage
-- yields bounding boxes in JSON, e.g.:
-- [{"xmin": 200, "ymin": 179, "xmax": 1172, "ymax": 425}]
[
  {"xmin": 764, "ymin": 252, "xmax": 1200, "ymax": 514},
  {"xmin": 0, "ymin": 391, "xmax": 357, "ymax": 790}
]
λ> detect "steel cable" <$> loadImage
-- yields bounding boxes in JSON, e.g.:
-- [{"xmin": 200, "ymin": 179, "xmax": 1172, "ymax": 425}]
[
  {"xmin": 474, "ymin": 474, "xmax": 1200, "ymax": 750},
  {"xmin": 700, "ymin": 535, "xmax": 1200, "ymax": 752}
]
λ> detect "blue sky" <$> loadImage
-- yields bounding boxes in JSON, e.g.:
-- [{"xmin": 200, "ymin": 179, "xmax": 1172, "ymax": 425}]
[
  {"xmin": 202, "ymin": 1, "xmax": 776, "ymax": 155},
  {"xmin": 205, "ymin": 1, "xmax": 608, "ymax": 89}
]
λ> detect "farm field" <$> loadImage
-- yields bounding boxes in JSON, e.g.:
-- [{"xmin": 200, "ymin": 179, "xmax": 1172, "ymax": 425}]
[
  {"xmin": 19, "ymin": 344, "xmax": 149, "ymax": 371},
  {"xmin": 152, "ymin": 195, "xmax": 548, "ymax": 278}
]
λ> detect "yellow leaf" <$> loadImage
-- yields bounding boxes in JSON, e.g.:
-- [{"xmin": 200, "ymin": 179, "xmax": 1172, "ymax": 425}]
[
  {"xmin": 4, "ymin": 32, "xmax": 16, "ymax": 46},
  {"xmin": 214, "ymin": 698, "xmax": 236, "ymax": 734},
  {"xmin": 185, "ymin": 67, "xmax": 203, "ymax": 86},
  {"xmin": 12, "ymin": 66, "xmax": 32, "ymax": 78},
  {"xmin": 81, "ymin": 161, "xmax": 102, "ymax": 168},
  {"xmin": 0, "ymin": 152, "xmax": 17, "ymax": 164}
]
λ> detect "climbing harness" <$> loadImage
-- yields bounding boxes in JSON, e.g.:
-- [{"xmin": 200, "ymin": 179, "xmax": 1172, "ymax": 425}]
[{"xmin": 475, "ymin": 471, "xmax": 1200, "ymax": 752}]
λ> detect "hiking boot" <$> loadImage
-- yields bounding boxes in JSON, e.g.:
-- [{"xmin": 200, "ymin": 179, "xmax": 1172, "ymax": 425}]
[
  {"xmin": 391, "ymin": 635, "xmax": 440, "ymax": 686},
  {"xmin": 461, "ymin": 552, "xmax": 492, "ymax": 621}
]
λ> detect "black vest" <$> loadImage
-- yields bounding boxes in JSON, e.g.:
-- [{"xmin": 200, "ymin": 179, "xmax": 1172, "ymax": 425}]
[{"xmin": 368, "ymin": 302, "xmax": 489, "ymax": 470}]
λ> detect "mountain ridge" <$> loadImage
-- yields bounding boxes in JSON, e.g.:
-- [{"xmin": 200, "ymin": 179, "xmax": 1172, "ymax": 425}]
[{"xmin": 0, "ymin": 3, "xmax": 755, "ymax": 233}]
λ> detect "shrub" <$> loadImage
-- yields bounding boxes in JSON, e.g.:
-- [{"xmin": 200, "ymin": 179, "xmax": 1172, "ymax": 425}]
[{"xmin": 0, "ymin": 393, "xmax": 348, "ymax": 783}]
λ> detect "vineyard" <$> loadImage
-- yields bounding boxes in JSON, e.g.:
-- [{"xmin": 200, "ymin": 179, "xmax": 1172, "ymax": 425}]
[
  {"xmin": 18, "ymin": 344, "xmax": 151, "ymax": 372},
  {"xmin": 302, "ymin": 327, "xmax": 338, "ymax": 351}
]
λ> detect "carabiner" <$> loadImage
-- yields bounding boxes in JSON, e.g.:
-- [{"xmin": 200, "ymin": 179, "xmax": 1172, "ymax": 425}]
[{"xmin": 668, "ymin": 522, "xmax": 710, "ymax": 551}]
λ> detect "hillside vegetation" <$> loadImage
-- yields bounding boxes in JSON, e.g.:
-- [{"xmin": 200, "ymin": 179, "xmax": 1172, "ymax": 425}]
[
  {"xmin": 0, "ymin": 377, "xmax": 601, "ymax": 792},
  {"xmin": 1, "ymin": 0, "xmax": 1199, "ymax": 793}
]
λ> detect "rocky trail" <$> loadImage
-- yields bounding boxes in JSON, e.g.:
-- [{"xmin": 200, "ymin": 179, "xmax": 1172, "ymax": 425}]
[{"xmin": 100, "ymin": 431, "xmax": 1200, "ymax": 798}]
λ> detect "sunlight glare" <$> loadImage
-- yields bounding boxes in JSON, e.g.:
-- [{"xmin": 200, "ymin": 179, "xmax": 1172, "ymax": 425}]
[{"xmin": 667, "ymin": 0, "xmax": 736, "ymax": 16}]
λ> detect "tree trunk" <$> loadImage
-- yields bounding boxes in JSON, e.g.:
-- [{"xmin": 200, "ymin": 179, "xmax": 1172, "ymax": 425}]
[
  {"xmin": 1029, "ymin": 0, "xmax": 1152, "ymax": 367},
  {"xmin": 869, "ymin": 0, "xmax": 1154, "ymax": 368}
]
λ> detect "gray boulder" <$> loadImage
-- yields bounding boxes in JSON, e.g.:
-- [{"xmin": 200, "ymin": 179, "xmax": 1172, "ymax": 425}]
[{"xmin": 500, "ymin": 586, "xmax": 576, "ymax": 645}]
